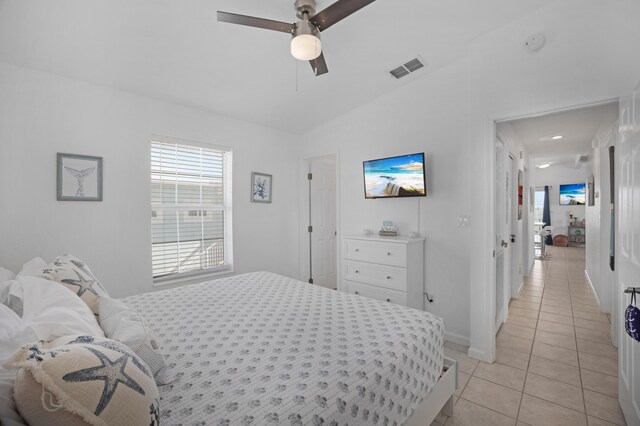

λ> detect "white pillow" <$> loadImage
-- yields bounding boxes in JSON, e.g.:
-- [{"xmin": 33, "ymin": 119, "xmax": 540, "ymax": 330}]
[
  {"xmin": 99, "ymin": 297, "xmax": 168, "ymax": 382},
  {"xmin": 0, "ymin": 267, "xmax": 18, "ymax": 315},
  {"xmin": 15, "ymin": 257, "xmax": 46, "ymax": 278},
  {"xmin": 0, "ymin": 281, "xmax": 23, "ymax": 317},
  {"xmin": 0, "ymin": 267, "xmax": 15, "ymax": 282},
  {"xmin": 0, "ymin": 304, "xmax": 20, "ymax": 337},
  {"xmin": 0, "ymin": 306, "xmax": 27, "ymax": 426},
  {"xmin": 0, "ymin": 367, "xmax": 27, "ymax": 426},
  {"xmin": 0, "ymin": 304, "xmax": 22, "ymax": 362},
  {"xmin": 11, "ymin": 276, "xmax": 104, "ymax": 345}
]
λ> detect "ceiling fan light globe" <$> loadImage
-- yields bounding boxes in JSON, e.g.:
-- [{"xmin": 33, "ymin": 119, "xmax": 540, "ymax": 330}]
[{"xmin": 291, "ymin": 34, "xmax": 321, "ymax": 60}]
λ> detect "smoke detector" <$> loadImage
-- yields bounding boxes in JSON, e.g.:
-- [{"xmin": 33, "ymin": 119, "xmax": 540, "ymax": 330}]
[{"xmin": 525, "ymin": 34, "xmax": 546, "ymax": 52}]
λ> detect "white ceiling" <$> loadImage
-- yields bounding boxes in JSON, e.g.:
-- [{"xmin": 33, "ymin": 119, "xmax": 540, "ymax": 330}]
[
  {"xmin": 498, "ymin": 102, "xmax": 619, "ymax": 168},
  {"xmin": 0, "ymin": 0, "xmax": 557, "ymax": 133}
]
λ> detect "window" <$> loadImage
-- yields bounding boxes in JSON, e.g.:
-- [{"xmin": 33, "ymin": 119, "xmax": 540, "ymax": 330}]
[
  {"xmin": 151, "ymin": 137, "xmax": 232, "ymax": 281},
  {"xmin": 534, "ymin": 189, "xmax": 546, "ymax": 223}
]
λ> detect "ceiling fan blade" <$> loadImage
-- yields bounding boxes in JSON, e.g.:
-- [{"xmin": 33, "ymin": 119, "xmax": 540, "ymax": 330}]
[
  {"xmin": 217, "ymin": 11, "xmax": 294, "ymax": 34},
  {"xmin": 310, "ymin": 0, "xmax": 376, "ymax": 31},
  {"xmin": 309, "ymin": 52, "xmax": 329, "ymax": 76}
]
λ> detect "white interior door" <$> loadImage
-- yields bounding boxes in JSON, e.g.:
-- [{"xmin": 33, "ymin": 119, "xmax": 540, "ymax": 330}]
[
  {"xmin": 617, "ymin": 82, "xmax": 640, "ymax": 426},
  {"xmin": 495, "ymin": 138, "xmax": 511, "ymax": 332},
  {"xmin": 309, "ymin": 156, "xmax": 337, "ymax": 289}
]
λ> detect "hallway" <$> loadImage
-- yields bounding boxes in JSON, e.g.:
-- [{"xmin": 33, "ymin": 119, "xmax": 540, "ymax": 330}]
[{"xmin": 435, "ymin": 247, "xmax": 625, "ymax": 425}]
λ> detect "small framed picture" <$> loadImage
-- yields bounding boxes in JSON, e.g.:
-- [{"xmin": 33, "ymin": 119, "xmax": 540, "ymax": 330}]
[
  {"xmin": 251, "ymin": 172, "xmax": 272, "ymax": 203},
  {"xmin": 57, "ymin": 153, "xmax": 103, "ymax": 201}
]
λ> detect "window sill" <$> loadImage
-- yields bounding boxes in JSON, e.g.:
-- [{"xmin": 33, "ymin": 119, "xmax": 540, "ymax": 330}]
[{"xmin": 152, "ymin": 266, "xmax": 234, "ymax": 288}]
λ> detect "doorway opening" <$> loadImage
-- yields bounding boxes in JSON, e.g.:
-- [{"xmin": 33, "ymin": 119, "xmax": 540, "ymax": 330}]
[{"xmin": 493, "ymin": 99, "xmax": 619, "ymax": 342}]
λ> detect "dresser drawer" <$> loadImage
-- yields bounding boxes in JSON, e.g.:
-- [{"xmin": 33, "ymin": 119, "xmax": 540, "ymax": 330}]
[
  {"xmin": 343, "ymin": 239, "xmax": 407, "ymax": 267},
  {"xmin": 344, "ymin": 260, "xmax": 407, "ymax": 291},
  {"xmin": 347, "ymin": 281, "xmax": 407, "ymax": 306}
]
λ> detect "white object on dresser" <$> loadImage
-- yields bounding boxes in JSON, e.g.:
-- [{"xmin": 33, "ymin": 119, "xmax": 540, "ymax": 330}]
[{"xmin": 342, "ymin": 234, "xmax": 425, "ymax": 310}]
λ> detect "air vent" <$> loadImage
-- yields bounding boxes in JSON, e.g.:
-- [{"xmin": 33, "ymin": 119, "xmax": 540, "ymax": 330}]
[
  {"xmin": 388, "ymin": 57, "xmax": 426, "ymax": 79},
  {"xmin": 389, "ymin": 66, "xmax": 410, "ymax": 79},
  {"xmin": 404, "ymin": 58, "xmax": 424, "ymax": 72}
]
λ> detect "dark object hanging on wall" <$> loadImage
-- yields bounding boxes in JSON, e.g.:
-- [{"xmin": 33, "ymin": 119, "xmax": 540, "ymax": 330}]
[
  {"xmin": 625, "ymin": 288, "xmax": 640, "ymax": 343},
  {"xmin": 543, "ymin": 185, "xmax": 553, "ymax": 246},
  {"xmin": 517, "ymin": 170, "xmax": 523, "ymax": 220},
  {"xmin": 609, "ymin": 146, "xmax": 615, "ymax": 271},
  {"xmin": 587, "ymin": 174, "xmax": 595, "ymax": 206}
]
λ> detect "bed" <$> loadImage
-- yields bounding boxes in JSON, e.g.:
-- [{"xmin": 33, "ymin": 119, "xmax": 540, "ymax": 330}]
[{"xmin": 123, "ymin": 271, "xmax": 456, "ymax": 426}]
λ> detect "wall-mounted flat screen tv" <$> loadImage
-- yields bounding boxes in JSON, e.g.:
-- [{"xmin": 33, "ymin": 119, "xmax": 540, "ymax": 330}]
[
  {"xmin": 363, "ymin": 153, "xmax": 426, "ymax": 199},
  {"xmin": 559, "ymin": 183, "xmax": 586, "ymax": 205}
]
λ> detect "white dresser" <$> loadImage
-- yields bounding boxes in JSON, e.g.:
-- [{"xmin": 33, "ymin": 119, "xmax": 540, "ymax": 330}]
[{"xmin": 342, "ymin": 235, "xmax": 425, "ymax": 310}]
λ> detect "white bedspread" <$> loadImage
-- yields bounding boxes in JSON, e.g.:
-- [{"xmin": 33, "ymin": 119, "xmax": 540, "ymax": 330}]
[{"xmin": 123, "ymin": 272, "xmax": 444, "ymax": 426}]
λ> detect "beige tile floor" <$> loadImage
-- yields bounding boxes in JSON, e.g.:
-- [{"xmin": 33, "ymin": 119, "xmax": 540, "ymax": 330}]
[{"xmin": 432, "ymin": 246, "xmax": 627, "ymax": 426}]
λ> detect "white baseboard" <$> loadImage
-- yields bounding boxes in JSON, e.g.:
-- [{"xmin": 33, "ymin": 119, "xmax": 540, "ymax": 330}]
[
  {"xmin": 444, "ymin": 331, "xmax": 470, "ymax": 348},
  {"xmin": 513, "ymin": 280, "xmax": 524, "ymax": 299},
  {"xmin": 467, "ymin": 347, "xmax": 492, "ymax": 363},
  {"xmin": 584, "ymin": 270, "xmax": 601, "ymax": 309}
]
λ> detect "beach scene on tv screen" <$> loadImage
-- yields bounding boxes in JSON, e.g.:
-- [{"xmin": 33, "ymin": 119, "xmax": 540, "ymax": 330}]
[
  {"xmin": 364, "ymin": 153, "xmax": 426, "ymax": 198},
  {"xmin": 559, "ymin": 183, "xmax": 586, "ymax": 205}
]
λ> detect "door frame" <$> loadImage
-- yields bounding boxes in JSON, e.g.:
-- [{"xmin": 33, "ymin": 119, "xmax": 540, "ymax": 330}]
[
  {"xmin": 494, "ymin": 136, "xmax": 513, "ymax": 333},
  {"xmin": 299, "ymin": 153, "xmax": 341, "ymax": 289},
  {"xmin": 470, "ymin": 97, "xmax": 619, "ymax": 363}
]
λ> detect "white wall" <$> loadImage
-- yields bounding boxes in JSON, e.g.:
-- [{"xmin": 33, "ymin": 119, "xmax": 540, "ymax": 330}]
[
  {"xmin": 0, "ymin": 62, "xmax": 300, "ymax": 298},
  {"xmin": 532, "ymin": 165, "xmax": 588, "ymax": 238},
  {"xmin": 299, "ymin": 62, "xmax": 472, "ymax": 345}
]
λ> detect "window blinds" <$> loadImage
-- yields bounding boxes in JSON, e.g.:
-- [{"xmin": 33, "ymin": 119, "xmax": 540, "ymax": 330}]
[{"xmin": 151, "ymin": 140, "xmax": 227, "ymax": 279}]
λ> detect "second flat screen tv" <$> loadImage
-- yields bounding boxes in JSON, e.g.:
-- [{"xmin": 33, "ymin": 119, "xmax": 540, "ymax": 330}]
[
  {"xmin": 363, "ymin": 153, "xmax": 426, "ymax": 199},
  {"xmin": 559, "ymin": 183, "xmax": 586, "ymax": 205}
]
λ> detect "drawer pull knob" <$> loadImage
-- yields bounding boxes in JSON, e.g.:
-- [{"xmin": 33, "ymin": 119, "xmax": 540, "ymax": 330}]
[
  {"xmin": 386, "ymin": 276, "xmax": 391, "ymax": 280},
  {"xmin": 354, "ymin": 249, "xmax": 360, "ymax": 252},
  {"xmin": 355, "ymin": 270, "xmax": 359, "ymax": 274},
  {"xmin": 355, "ymin": 291, "xmax": 359, "ymax": 295},
  {"xmin": 386, "ymin": 298, "xmax": 391, "ymax": 302},
  {"xmin": 387, "ymin": 252, "xmax": 391, "ymax": 256}
]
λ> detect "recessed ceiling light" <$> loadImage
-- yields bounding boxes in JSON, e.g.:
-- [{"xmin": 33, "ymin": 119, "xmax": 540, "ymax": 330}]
[
  {"xmin": 538, "ymin": 163, "xmax": 551, "ymax": 169},
  {"xmin": 551, "ymin": 135, "xmax": 563, "ymax": 140}
]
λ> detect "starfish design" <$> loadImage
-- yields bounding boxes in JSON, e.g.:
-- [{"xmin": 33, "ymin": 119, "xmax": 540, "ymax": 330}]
[
  {"xmin": 66, "ymin": 337, "xmax": 151, "ymax": 377},
  {"xmin": 70, "ymin": 260, "xmax": 108, "ymax": 293},
  {"xmin": 61, "ymin": 270, "xmax": 99, "ymax": 297},
  {"xmin": 63, "ymin": 347, "xmax": 145, "ymax": 416},
  {"xmin": 150, "ymin": 399, "xmax": 160, "ymax": 425},
  {"xmin": 93, "ymin": 341, "xmax": 151, "ymax": 377},
  {"xmin": 68, "ymin": 336, "xmax": 96, "ymax": 345},
  {"xmin": 27, "ymin": 345, "xmax": 46, "ymax": 362}
]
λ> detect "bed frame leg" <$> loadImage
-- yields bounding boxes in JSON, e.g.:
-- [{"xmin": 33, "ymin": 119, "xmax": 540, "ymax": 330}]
[{"xmin": 442, "ymin": 396, "xmax": 454, "ymax": 417}]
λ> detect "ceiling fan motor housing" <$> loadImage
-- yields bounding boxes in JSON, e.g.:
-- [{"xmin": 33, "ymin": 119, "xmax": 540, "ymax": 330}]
[
  {"xmin": 294, "ymin": 19, "xmax": 320, "ymax": 39},
  {"xmin": 295, "ymin": 0, "xmax": 316, "ymax": 19}
]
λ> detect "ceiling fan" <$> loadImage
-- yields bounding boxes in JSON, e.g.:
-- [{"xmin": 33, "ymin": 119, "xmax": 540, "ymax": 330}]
[{"xmin": 217, "ymin": 0, "xmax": 376, "ymax": 76}]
